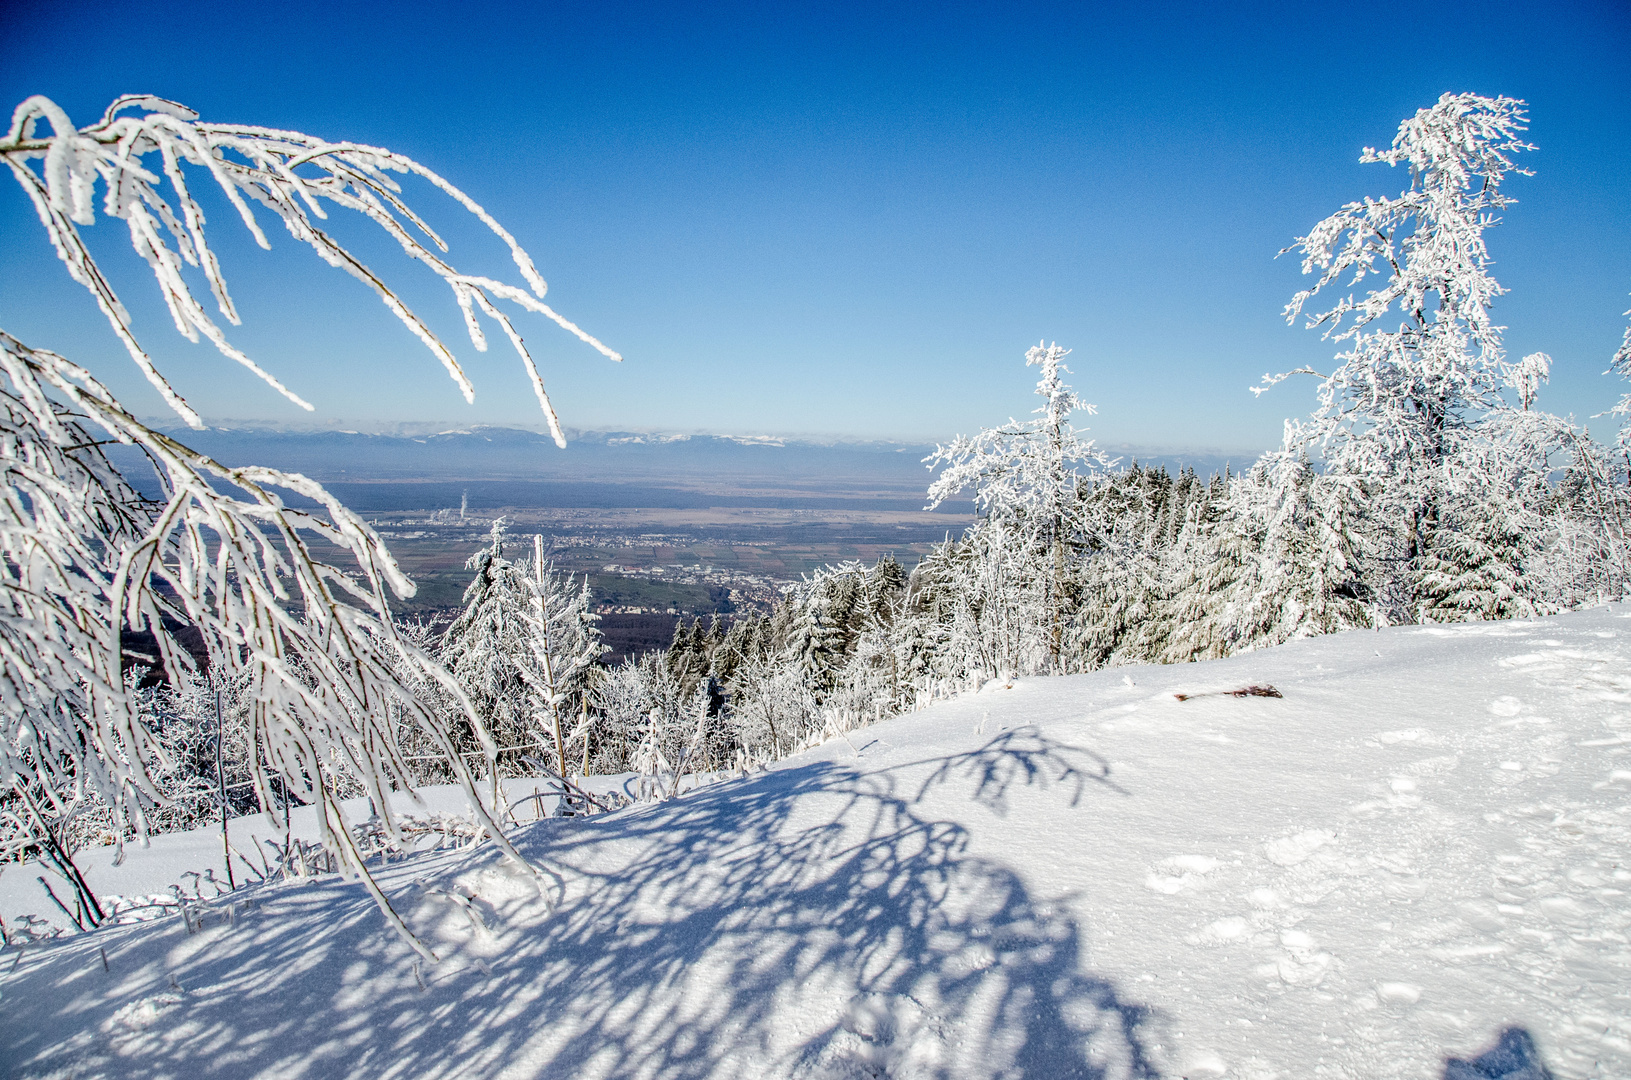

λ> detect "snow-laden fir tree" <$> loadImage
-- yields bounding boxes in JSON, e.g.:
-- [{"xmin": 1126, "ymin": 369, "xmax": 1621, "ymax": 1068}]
[
  {"xmin": 440, "ymin": 523, "xmax": 604, "ymax": 776},
  {"xmin": 516, "ymin": 534, "xmax": 607, "ymax": 777},
  {"xmin": 1103, "ymin": 468, "xmax": 1221, "ymax": 665},
  {"xmin": 848, "ymin": 556, "xmax": 910, "ymax": 709},
  {"xmin": 440, "ymin": 521, "xmax": 537, "ymax": 757},
  {"xmin": 1154, "ymin": 494, "xmax": 1233, "ymax": 665},
  {"xmin": 1071, "ymin": 465, "xmax": 1176, "ymax": 668},
  {"xmin": 926, "ymin": 341, "xmax": 1112, "ymax": 672},
  {"xmin": 1191, "ymin": 452, "xmax": 1372, "ymax": 655},
  {"xmin": 666, "ymin": 619, "xmax": 712, "ymax": 699},
  {"xmin": 782, "ymin": 591, "xmax": 847, "ymax": 691},
  {"xmin": 1262, "ymin": 92, "xmax": 1551, "ymax": 620}
]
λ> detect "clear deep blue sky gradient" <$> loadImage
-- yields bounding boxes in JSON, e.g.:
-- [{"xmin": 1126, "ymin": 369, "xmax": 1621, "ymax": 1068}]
[{"xmin": 2, "ymin": 0, "xmax": 1628, "ymax": 455}]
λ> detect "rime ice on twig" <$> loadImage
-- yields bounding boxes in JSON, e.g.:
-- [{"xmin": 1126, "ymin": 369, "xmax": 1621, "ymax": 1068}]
[
  {"xmin": 2, "ymin": 95, "xmax": 619, "ymax": 445},
  {"xmin": 0, "ymin": 93, "xmax": 606, "ymax": 960}
]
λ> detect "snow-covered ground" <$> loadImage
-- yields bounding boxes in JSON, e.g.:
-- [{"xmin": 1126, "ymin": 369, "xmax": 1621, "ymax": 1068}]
[
  {"xmin": 0, "ymin": 776, "xmax": 633, "ymax": 935},
  {"xmin": 5, "ymin": 607, "xmax": 1630, "ymax": 1079}
]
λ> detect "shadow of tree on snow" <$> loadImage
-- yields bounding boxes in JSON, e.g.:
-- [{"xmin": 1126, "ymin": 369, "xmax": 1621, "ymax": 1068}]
[
  {"xmin": 1443, "ymin": 1027, "xmax": 1555, "ymax": 1080},
  {"xmin": 8, "ymin": 728, "xmax": 1162, "ymax": 1079}
]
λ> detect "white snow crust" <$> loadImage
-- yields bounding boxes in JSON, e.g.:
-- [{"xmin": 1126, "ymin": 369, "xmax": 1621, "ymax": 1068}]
[{"xmin": 4, "ymin": 607, "xmax": 1630, "ymax": 1079}]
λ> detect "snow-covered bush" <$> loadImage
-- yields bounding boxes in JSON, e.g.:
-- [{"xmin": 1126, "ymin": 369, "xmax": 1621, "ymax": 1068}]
[
  {"xmin": 589, "ymin": 651, "xmax": 687, "ymax": 774},
  {"xmin": 728, "ymin": 657, "xmax": 822, "ymax": 763}
]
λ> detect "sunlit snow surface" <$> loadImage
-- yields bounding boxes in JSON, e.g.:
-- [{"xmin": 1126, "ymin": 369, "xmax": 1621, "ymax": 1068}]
[{"xmin": 5, "ymin": 608, "xmax": 1631, "ymax": 1079}]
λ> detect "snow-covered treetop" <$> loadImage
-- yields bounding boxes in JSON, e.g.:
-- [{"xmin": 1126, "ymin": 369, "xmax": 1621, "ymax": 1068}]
[
  {"xmin": 1278, "ymin": 92, "xmax": 1533, "ymax": 363},
  {"xmin": 925, "ymin": 342, "xmax": 1111, "ymax": 520},
  {"xmin": 1, "ymin": 95, "xmax": 620, "ymax": 445},
  {"xmin": 1027, "ymin": 341, "xmax": 1084, "ymax": 440},
  {"xmin": 1261, "ymin": 94, "xmax": 1538, "ymax": 473},
  {"xmin": 1511, "ymin": 351, "xmax": 1551, "ymax": 412}
]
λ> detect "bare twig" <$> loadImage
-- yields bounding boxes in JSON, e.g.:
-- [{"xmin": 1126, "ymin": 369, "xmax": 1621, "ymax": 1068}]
[{"xmin": 1174, "ymin": 684, "xmax": 1283, "ymax": 702}]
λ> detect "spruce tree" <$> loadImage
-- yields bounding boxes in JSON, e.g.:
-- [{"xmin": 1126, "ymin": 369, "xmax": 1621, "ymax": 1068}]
[{"xmin": 441, "ymin": 520, "xmax": 535, "ymax": 753}]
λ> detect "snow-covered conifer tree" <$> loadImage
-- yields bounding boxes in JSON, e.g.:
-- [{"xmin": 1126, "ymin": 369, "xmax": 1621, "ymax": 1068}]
[
  {"xmin": 440, "ymin": 521, "xmax": 535, "ymax": 754},
  {"xmin": 515, "ymin": 535, "xmax": 607, "ymax": 776},
  {"xmin": 441, "ymin": 525, "xmax": 606, "ymax": 774},
  {"xmin": 783, "ymin": 596, "xmax": 845, "ymax": 692},
  {"xmin": 666, "ymin": 619, "xmax": 711, "ymax": 698},
  {"xmin": 1197, "ymin": 454, "xmax": 1372, "ymax": 653},
  {"xmin": 926, "ymin": 342, "xmax": 1112, "ymax": 671},
  {"xmin": 1263, "ymin": 93, "xmax": 1546, "ymax": 618}
]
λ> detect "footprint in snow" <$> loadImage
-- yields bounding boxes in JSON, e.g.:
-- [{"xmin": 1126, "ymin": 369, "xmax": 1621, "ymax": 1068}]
[
  {"xmin": 1385, "ymin": 776, "xmax": 1423, "ymax": 809},
  {"xmin": 1178, "ymin": 1050, "xmax": 1230, "ymax": 1077},
  {"xmin": 1144, "ymin": 854, "xmax": 1221, "ymax": 894},
  {"xmin": 1375, "ymin": 981, "xmax": 1423, "ymax": 1007},
  {"xmin": 1371, "ymin": 728, "xmax": 1437, "ymax": 747},
  {"xmin": 1263, "ymin": 830, "xmax": 1334, "ymax": 867},
  {"xmin": 107, "ymin": 992, "xmax": 186, "ymax": 1032},
  {"xmin": 1247, "ymin": 887, "xmax": 1286, "ymax": 910},
  {"xmin": 1272, "ymin": 929, "xmax": 1334, "ymax": 986}
]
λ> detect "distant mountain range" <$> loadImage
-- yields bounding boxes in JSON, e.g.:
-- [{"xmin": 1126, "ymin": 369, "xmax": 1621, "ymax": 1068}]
[
  {"xmin": 103, "ymin": 425, "xmax": 1249, "ymax": 512},
  {"xmin": 132, "ymin": 426, "xmax": 939, "ymax": 487}
]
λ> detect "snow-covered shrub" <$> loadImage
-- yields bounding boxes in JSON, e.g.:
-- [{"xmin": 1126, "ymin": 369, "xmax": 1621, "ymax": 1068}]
[
  {"xmin": 728, "ymin": 657, "xmax": 821, "ymax": 763},
  {"xmin": 589, "ymin": 651, "xmax": 687, "ymax": 774}
]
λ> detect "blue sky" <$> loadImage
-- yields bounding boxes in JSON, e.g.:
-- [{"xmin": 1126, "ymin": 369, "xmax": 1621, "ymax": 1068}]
[{"xmin": 2, "ymin": 0, "xmax": 1628, "ymax": 454}]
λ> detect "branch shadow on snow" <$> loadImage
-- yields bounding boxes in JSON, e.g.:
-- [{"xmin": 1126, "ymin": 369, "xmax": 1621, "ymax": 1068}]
[
  {"xmin": 8, "ymin": 731, "xmax": 1162, "ymax": 1079},
  {"xmin": 912, "ymin": 727, "xmax": 1128, "ymax": 814},
  {"xmin": 1442, "ymin": 1027, "xmax": 1555, "ymax": 1080}
]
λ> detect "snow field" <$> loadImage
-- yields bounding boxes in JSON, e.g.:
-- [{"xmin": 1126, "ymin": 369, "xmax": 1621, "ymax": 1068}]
[{"xmin": 4, "ymin": 607, "xmax": 1631, "ymax": 1078}]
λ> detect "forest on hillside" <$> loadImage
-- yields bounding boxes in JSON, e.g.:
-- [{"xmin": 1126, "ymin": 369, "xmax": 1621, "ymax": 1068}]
[{"xmin": 92, "ymin": 94, "xmax": 1631, "ymax": 860}]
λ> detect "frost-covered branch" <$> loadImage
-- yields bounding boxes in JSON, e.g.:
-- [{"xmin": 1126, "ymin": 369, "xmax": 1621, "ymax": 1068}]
[
  {"xmin": 0, "ymin": 329, "xmax": 543, "ymax": 959},
  {"xmin": 2, "ymin": 95, "xmax": 620, "ymax": 446}
]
